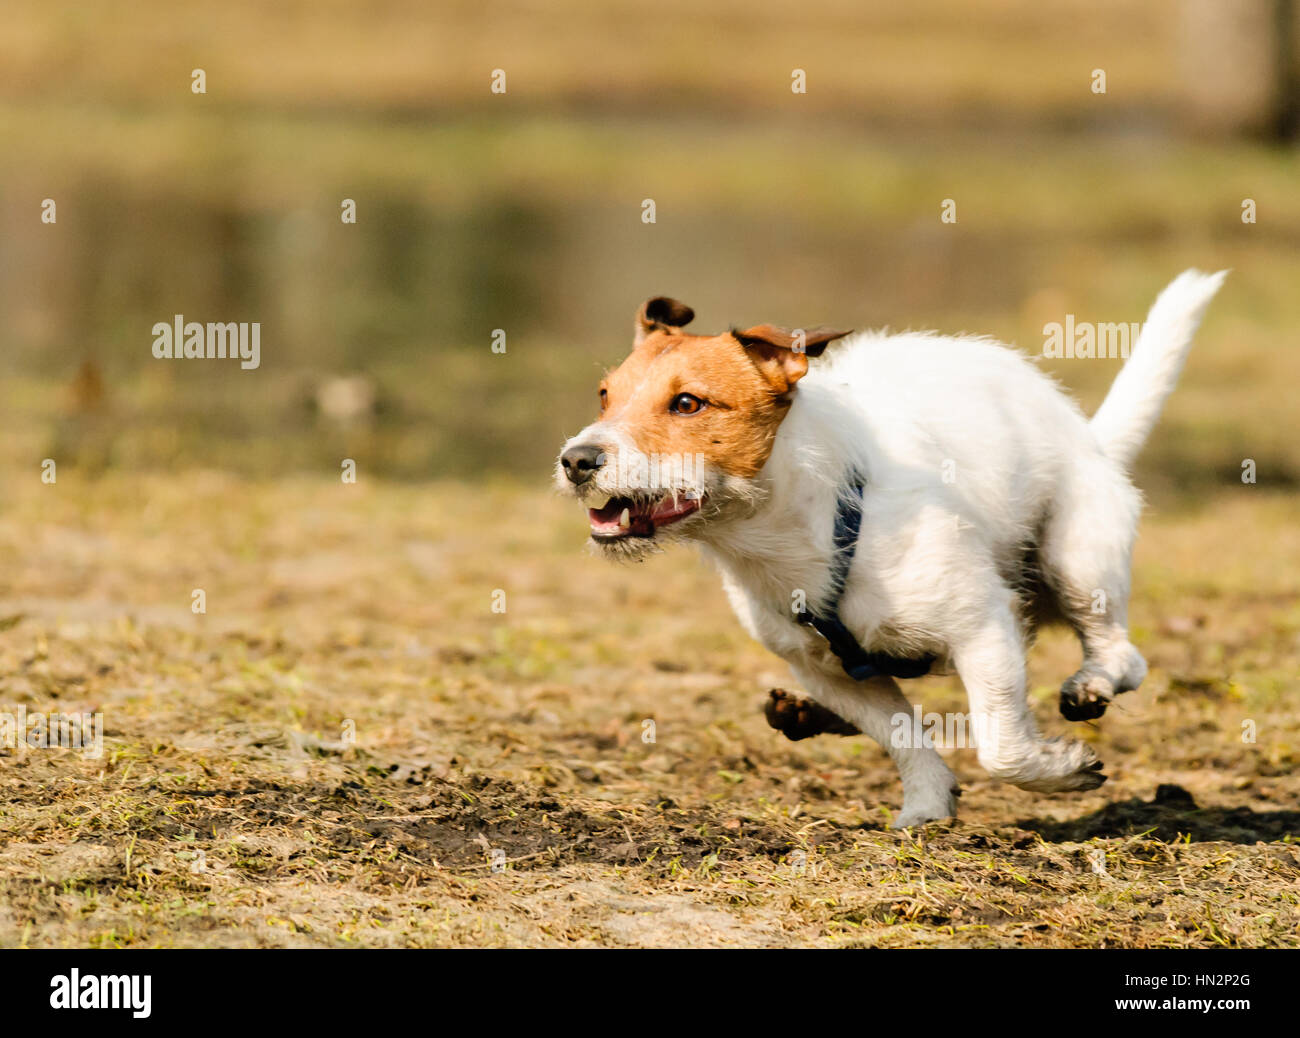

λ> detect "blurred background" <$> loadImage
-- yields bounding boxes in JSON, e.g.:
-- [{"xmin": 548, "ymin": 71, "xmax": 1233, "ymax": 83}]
[
  {"xmin": 2, "ymin": 0, "xmax": 1297, "ymax": 502},
  {"xmin": 3, "ymin": 1, "xmax": 1299, "ymax": 952}
]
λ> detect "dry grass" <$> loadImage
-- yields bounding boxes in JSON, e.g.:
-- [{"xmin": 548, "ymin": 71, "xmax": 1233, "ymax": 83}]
[{"xmin": 1, "ymin": 472, "xmax": 1296, "ymax": 947}]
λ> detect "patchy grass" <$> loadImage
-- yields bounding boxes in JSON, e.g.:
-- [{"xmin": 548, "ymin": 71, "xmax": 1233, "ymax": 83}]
[{"xmin": 0, "ymin": 472, "xmax": 1296, "ymax": 947}]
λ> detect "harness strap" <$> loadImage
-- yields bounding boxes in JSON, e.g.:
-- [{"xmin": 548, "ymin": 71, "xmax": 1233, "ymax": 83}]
[{"xmin": 796, "ymin": 473, "xmax": 934, "ymax": 682}]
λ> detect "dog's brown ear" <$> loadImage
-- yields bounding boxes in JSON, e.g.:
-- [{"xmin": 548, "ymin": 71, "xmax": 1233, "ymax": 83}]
[
  {"xmin": 732, "ymin": 324, "xmax": 852, "ymax": 394},
  {"xmin": 635, "ymin": 297, "xmax": 695, "ymax": 344}
]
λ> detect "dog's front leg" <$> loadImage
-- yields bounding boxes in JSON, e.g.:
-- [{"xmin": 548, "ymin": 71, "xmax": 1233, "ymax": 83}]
[{"xmin": 788, "ymin": 662, "xmax": 960, "ymax": 828}]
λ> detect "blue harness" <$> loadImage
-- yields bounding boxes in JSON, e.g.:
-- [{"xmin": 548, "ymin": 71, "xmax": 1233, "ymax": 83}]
[{"xmin": 796, "ymin": 473, "xmax": 935, "ymax": 682}]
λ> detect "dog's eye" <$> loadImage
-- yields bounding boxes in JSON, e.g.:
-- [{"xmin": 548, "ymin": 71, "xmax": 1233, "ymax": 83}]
[
  {"xmin": 599, "ymin": 388, "xmax": 608, "ymax": 411},
  {"xmin": 669, "ymin": 393, "xmax": 706, "ymax": 415}
]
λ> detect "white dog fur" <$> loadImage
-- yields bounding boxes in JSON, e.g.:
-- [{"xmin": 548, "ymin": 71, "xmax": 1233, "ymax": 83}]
[{"xmin": 558, "ymin": 270, "xmax": 1227, "ymax": 826}]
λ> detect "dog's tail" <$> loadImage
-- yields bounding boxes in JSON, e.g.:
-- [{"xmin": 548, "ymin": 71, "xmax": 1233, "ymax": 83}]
[{"xmin": 1089, "ymin": 269, "xmax": 1227, "ymax": 468}]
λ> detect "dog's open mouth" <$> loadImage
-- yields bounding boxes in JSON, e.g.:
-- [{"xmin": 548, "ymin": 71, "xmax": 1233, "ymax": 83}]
[{"xmin": 587, "ymin": 492, "xmax": 703, "ymax": 540}]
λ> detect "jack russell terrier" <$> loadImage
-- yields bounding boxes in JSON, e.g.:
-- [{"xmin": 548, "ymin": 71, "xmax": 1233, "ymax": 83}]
[{"xmin": 556, "ymin": 270, "xmax": 1225, "ymax": 827}]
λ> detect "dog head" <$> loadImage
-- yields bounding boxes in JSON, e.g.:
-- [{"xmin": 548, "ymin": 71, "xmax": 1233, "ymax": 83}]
[{"xmin": 556, "ymin": 296, "xmax": 851, "ymax": 558}]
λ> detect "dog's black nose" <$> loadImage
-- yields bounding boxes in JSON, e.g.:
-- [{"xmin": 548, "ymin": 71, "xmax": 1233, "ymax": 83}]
[{"xmin": 561, "ymin": 444, "xmax": 605, "ymax": 485}]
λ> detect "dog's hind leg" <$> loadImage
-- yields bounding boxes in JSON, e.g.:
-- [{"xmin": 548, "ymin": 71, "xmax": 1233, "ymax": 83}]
[
  {"xmin": 952, "ymin": 594, "xmax": 1107, "ymax": 792},
  {"xmin": 1038, "ymin": 460, "xmax": 1148, "ymax": 721},
  {"xmin": 788, "ymin": 664, "xmax": 960, "ymax": 828}
]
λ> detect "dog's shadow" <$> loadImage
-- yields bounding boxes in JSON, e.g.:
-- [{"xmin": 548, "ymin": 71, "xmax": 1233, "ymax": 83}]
[{"xmin": 1019, "ymin": 784, "xmax": 1300, "ymax": 844}]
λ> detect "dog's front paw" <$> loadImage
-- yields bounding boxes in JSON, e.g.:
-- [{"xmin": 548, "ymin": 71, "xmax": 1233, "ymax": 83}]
[
  {"xmin": 889, "ymin": 775, "xmax": 961, "ymax": 832},
  {"xmin": 891, "ymin": 785, "xmax": 960, "ymax": 829},
  {"xmin": 891, "ymin": 808, "xmax": 948, "ymax": 829},
  {"xmin": 764, "ymin": 689, "xmax": 860, "ymax": 741},
  {"xmin": 889, "ymin": 801, "xmax": 961, "ymax": 832}
]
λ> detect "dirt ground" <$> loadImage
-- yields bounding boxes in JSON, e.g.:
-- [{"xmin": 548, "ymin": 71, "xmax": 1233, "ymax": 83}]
[{"xmin": 0, "ymin": 472, "xmax": 1297, "ymax": 947}]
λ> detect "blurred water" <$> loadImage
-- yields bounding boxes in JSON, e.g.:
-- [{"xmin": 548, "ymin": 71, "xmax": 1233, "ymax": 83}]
[{"xmin": 1, "ymin": 118, "xmax": 1295, "ymax": 496}]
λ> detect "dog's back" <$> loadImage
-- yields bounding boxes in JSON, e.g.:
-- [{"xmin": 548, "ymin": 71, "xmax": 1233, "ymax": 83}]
[{"xmin": 790, "ymin": 329, "xmax": 1097, "ymax": 559}]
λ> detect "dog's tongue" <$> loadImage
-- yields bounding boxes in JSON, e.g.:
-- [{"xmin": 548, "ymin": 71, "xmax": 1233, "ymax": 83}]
[
  {"xmin": 589, "ymin": 499, "xmax": 626, "ymax": 524},
  {"xmin": 589, "ymin": 495, "xmax": 698, "ymax": 539},
  {"xmin": 589, "ymin": 498, "xmax": 653, "ymax": 538}
]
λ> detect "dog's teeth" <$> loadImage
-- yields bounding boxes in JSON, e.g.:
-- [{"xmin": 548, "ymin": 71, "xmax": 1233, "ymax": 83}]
[
  {"xmin": 619, "ymin": 507, "xmax": 630, "ymax": 528},
  {"xmin": 589, "ymin": 494, "xmax": 610, "ymax": 509}
]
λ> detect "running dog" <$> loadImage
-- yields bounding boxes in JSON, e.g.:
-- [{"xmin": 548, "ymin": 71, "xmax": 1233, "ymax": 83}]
[{"xmin": 556, "ymin": 271, "xmax": 1225, "ymax": 826}]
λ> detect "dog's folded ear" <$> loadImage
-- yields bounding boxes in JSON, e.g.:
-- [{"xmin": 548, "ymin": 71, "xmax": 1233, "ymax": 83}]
[
  {"xmin": 731, "ymin": 324, "xmax": 852, "ymax": 394},
  {"xmin": 635, "ymin": 297, "xmax": 695, "ymax": 343},
  {"xmin": 731, "ymin": 324, "xmax": 852, "ymax": 357}
]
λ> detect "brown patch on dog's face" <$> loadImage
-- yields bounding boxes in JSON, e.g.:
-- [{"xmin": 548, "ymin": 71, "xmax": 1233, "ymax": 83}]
[
  {"xmin": 600, "ymin": 331, "xmax": 784, "ymax": 479},
  {"xmin": 557, "ymin": 298, "xmax": 850, "ymax": 554},
  {"xmin": 597, "ymin": 300, "xmax": 851, "ymax": 479}
]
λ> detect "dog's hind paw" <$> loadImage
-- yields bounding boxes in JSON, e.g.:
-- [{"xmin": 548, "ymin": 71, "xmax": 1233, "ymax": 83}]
[
  {"xmin": 1060, "ymin": 647, "xmax": 1146, "ymax": 721},
  {"xmin": 1059, "ymin": 666, "xmax": 1116, "ymax": 721},
  {"xmin": 1008, "ymin": 738, "xmax": 1107, "ymax": 793},
  {"xmin": 764, "ymin": 688, "xmax": 860, "ymax": 741}
]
